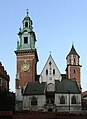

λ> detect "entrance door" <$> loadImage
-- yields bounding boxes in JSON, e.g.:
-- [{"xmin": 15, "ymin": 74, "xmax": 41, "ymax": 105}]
[{"xmin": 48, "ymin": 108, "xmax": 52, "ymax": 112}]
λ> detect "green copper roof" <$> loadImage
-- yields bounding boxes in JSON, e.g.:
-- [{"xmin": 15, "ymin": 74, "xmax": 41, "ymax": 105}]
[
  {"xmin": 16, "ymin": 13, "xmax": 36, "ymax": 51},
  {"xmin": 22, "ymin": 15, "xmax": 33, "ymax": 25}
]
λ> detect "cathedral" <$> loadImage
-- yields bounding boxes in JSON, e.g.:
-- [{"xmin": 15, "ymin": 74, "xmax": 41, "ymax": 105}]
[{"xmin": 15, "ymin": 12, "xmax": 82, "ymax": 112}]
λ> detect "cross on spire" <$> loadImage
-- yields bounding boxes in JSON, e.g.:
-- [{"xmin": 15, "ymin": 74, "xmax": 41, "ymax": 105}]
[
  {"xmin": 72, "ymin": 42, "xmax": 74, "ymax": 46},
  {"xmin": 49, "ymin": 51, "xmax": 52, "ymax": 54},
  {"xmin": 26, "ymin": 9, "xmax": 29, "ymax": 16}
]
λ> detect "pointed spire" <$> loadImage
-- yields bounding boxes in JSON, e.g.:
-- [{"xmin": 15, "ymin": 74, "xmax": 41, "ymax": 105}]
[
  {"xmin": 70, "ymin": 44, "xmax": 77, "ymax": 54},
  {"xmin": 67, "ymin": 44, "xmax": 80, "ymax": 58}
]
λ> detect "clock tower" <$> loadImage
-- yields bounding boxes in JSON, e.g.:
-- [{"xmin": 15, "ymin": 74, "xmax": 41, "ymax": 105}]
[{"xmin": 15, "ymin": 11, "xmax": 38, "ymax": 109}]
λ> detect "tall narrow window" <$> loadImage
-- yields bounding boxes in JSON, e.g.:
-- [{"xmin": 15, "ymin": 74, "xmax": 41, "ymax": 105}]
[
  {"xmin": 69, "ymin": 59, "xmax": 71, "ymax": 64},
  {"xmin": 74, "ymin": 58, "xmax": 76, "ymax": 64},
  {"xmin": 46, "ymin": 69, "xmax": 48, "ymax": 75},
  {"xmin": 53, "ymin": 69, "xmax": 55, "ymax": 75},
  {"xmin": 21, "ymin": 87, "xmax": 23, "ymax": 94},
  {"xmin": 74, "ymin": 69, "xmax": 76, "ymax": 74},
  {"xmin": 49, "ymin": 61, "xmax": 52, "ymax": 66},
  {"xmin": 24, "ymin": 37, "xmax": 28, "ymax": 44},
  {"xmin": 71, "ymin": 96, "xmax": 76, "ymax": 104},
  {"xmin": 25, "ymin": 22, "xmax": 28, "ymax": 27},
  {"xmin": 31, "ymin": 97, "xmax": 37, "ymax": 105},
  {"xmin": 60, "ymin": 95, "xmax": 65, "ymax": 104}
]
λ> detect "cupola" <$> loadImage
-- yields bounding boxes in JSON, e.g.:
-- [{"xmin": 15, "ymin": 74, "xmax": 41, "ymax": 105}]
[{"xmin": 17, "ymin": 10, "xmax": 36, "ymax": 50}]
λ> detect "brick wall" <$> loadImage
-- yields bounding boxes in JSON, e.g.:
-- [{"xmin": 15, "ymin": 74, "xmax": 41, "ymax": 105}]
[{"xmin": 1, "ymin": 111, "xmax": 87, "ymax": 119}]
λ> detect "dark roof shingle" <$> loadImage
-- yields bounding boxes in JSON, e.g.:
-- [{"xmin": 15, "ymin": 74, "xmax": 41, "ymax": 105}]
[
  {"xmin": 23, "ymin": 82, "xmax": 46, "ymax": 95},
  {"xmin": 24, "ymin": 79, "xmax": 81, "ymax": 96},
  {"xmin": 55, "ymin": 79, "xmax": 81, "ymax": 94}
]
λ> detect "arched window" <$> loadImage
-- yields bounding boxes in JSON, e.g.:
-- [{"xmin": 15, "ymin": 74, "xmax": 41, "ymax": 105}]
[
  {"xmin": 47, "ymin": 83, "xmax": 55, "ymax": 92},
  {"xmin": 71, "ymin": 96, "xmax": 76, "ymax": 104},
  {"xmin": 24, "ymin": 37, "xmax": 28, "ymax": 44},
  {"xmin": 74, "ymin": 58, "xmax": 76, "ymax": 64},
  {"xmin": 31, "ymin": 97, "xmax": 37, "ymax": 106},
  {"xmin": 25, "ymin": 22, "xmax": 28, "ymax": 27},
  {"xmin": 69, "ymin": 59, "xmax": 71, "ymax": 64},
  {"xmin": 60, "ymin": 95, "xmax": 65, "ymax": 104},
  {"xmin": 46, "ymin": 69, "xmax": 48, "ymax": 75},
  {"xmin": 53, "ymin": 69, "xmax": 55, "ymax": 75}
]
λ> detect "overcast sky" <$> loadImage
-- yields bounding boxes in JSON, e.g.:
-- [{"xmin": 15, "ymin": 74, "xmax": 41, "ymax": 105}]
[{"xmin": 0, "ymin": 0, "xmax": 87, "ymax": 92}]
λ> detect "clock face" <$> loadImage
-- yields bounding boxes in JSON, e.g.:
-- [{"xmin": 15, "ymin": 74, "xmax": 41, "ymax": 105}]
[{"xmin": 21, "ymin": 62, "xmax": 30, "ymax": 72}]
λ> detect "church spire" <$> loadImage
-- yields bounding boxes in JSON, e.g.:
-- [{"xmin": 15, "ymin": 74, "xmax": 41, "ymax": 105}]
[
  {"xmin": 66, "ymin": 44, "xmax": 80, "ymax": 58},
  {"xmin": 17, "ymin": 11, "xmax": 36, "ymax": 50},
  {"xmin": 66, "ymin": 44, "xmax": 81, "ymax": 88}
]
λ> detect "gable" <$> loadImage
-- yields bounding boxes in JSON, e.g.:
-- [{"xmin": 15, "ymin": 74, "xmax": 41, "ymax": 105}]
[{"xmin": 39, "ymin": 54, "xmax": 62, "ymax": 84}]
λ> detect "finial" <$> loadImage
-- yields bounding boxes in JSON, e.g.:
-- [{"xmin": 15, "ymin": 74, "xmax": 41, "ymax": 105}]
[
  {"xmin": 72, "ymin": 42, "xmax": 74, "ymax": 46},
  {"xmin": 26, "ymin": 9, "xmax": 29, "ymax": 16},
  {"xmin": 49, "ymin": 51, "xmax": 52, "ymax": 55}
]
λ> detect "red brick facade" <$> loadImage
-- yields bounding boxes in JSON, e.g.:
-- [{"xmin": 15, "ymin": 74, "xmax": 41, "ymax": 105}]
[
  {"xmin": 0, "ymin": 111, "xmax": 87, "ymax": 119},
  {"xmin": 0, "ymin": 62, "xmax": 15, "ymax": 111},
  {"xmin": 66, "ymin": 65, "xmax": 81, "ymax": 86},
  {"xmin": 15, "ymin": 50, "xmax": 38, "ymax": 88},
  {"xmin": 0, "ymin": 62, "xmax": 10, "ymax": 92}
]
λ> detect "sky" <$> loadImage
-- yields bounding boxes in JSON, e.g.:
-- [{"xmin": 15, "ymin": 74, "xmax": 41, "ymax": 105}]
[{"xmin": 0, "ymin": 0, "xmax": 87, "ymax": 92}]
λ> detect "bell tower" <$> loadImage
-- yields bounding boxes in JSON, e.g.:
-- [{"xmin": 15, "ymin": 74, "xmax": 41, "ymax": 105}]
[
  {"xmin": 15, "ymin": 11, "xmax": 38, "ymax": 89},
  {"xmin": 66, "ymin": 44, "xmax": 82, "ymax": 88}
]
